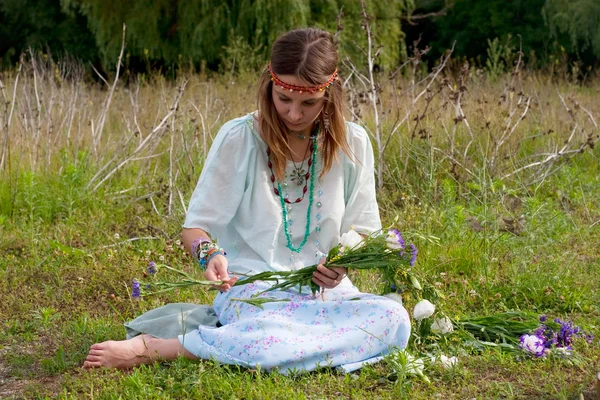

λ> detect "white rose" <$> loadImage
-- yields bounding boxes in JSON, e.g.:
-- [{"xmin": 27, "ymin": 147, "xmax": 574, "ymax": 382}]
[
  {"xmin": 383, "ymin": 292, "xmax": 403, "ymax": 305},
  {"xmin": 339, "ymin": 230, "xmax": 364, "ymax": 250},
  {"xmin": 406, "ymin": 354, "xmax": 425, "ymax": 376},
  {"xmin": 413, "ymin": 299, "xmax": 435, "ymax": 321},
  {"xmin": 439, "ymin": 355, "xmax": 458, "ymax": 369},
  {"xmin": 431, "ymin": 317, "xmax": 454, "ymax": 334}
]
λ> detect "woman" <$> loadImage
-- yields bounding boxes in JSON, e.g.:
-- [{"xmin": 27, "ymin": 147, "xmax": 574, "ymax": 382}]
[{"xmin": 84, "ymin": 28, "xmax": 411, "ymax": 374}]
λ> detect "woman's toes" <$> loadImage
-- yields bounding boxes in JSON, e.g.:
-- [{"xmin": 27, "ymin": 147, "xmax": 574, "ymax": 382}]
[
  {"xmin": 88, "ymin": 349, "xmax": 103, "ymax": 356},
  {"xmin": 90, "ymin": 341, "xmax": 109, "ymax": 350}
]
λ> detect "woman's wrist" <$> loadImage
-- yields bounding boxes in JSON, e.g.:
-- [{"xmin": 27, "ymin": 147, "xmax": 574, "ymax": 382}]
[{"xmin": 192, "ymin": 237, "xmax": 226, "ymax": 270}]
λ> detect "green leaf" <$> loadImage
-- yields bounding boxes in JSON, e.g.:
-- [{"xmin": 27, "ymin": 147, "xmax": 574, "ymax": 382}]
[
  {"xmin": 409, "ymin": 274, "xmax": 422, "ymax": 290},
  {"xmin": 49, "ymin": 240, "xmax": 88, "ymax": 257}
]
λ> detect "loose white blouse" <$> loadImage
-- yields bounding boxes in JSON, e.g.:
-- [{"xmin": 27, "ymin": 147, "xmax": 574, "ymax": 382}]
[{"xmin": 183, "ymin": 113, "xmax": 381, "ymax": 276}]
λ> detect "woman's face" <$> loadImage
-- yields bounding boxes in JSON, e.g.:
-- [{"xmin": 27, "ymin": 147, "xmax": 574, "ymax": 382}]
[{"xmin": 272, "ymin": 75, "xmax": 326, "ymax": 135}]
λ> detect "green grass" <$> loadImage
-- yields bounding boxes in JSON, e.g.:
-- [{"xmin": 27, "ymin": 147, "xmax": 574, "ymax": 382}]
[{"xmin": 1, "ymin": 67, "xmax": 599, "ymax": 399}]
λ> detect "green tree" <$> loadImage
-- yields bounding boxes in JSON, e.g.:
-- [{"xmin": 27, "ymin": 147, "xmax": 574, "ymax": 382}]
[
  {"xmin": 59, "ymin": 0, "xmax": 411, "ymax": 73},
  {"xmin": 0, "ymin": 0, "xmax": 97, "ymax": 69},
  {"xmin": 405, "ymin": 0, "xmax": 549, "ymax": 66},
  {"xmin": 435, "ymin": 0, "xmax": 548, "ymax": 61},
  {"xmin": 543, "ymin": 0, "xmax": 600, "ymax": 62}
]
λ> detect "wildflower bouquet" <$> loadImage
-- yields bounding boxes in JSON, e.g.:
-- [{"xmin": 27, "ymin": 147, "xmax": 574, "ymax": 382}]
[
  {"xmin": 231, "ymin": 228, "xmax": 428, "ymax": 299},
  {"xmin": 131, "ymin": 228, "xmax": 430, "ymax": 301},
  {"xmin": 519, "ymin": 315, "xmax": 594, "ymax": 358}
]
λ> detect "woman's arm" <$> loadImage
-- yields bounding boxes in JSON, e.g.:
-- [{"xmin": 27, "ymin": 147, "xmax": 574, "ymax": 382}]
[
  {"xmin": 181, "ymin": 227, "xmax": 236, "ymax": 292},
  {"xmin": 181, "ymin": 227, "xmax": 210, "ymax": 255}
]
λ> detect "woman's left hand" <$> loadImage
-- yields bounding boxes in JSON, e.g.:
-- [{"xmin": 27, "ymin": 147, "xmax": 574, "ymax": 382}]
[{"xmin": 312, "ymin": 261, "xmax": 347, "ymax": 289}]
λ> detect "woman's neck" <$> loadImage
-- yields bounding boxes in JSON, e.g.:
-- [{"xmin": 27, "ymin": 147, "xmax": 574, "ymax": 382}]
[{"xmin": 289, "ymin": 121, "xmax": 315, "ymax": 141}]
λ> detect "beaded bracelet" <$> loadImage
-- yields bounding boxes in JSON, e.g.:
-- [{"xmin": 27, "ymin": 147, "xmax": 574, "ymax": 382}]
[{"xmin": 191, "ymin": 237, "xmax": 226, "ymax": 270}]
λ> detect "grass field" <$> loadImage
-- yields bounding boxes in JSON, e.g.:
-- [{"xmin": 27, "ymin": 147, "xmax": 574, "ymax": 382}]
[{"xmin": 0, "ymin": 56, "xmax": 599, "ymax": 399}]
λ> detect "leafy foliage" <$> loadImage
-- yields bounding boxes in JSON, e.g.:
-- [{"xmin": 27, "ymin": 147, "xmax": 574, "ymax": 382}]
[
  {"xmin": 0, "ymin": 0, "xmax": 98, "ymax": 68},
  {"xmin": 543, "ymin": 0, "xmax": 600, "ymax": 62},
  {"xmin": 0, "ymin": 0, "xmax": 411, "ymax": 73}
]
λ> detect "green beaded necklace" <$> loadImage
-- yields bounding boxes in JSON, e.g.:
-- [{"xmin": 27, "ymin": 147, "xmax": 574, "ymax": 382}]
[{"xmin": 276, "ymin": 128, "xmax": 319, "ymax": 253}]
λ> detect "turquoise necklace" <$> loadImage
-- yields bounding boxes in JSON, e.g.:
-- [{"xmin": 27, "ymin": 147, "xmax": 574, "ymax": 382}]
[{"xmin": 268, "ymin": 128, "xmax": 319, "ymax": 253}]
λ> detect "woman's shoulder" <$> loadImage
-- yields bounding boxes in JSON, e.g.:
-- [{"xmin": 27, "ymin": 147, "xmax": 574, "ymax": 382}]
[
  {"xmin": 215, "ymin": 113, "xmax": 255, "ymax": 140},
  {"xmin": 212, "ymin": 113, "xmax": 260, "ymax": 149},
  {"xmin": 343, "ymin": 120, "xmax": 372, "ymax": 153}
]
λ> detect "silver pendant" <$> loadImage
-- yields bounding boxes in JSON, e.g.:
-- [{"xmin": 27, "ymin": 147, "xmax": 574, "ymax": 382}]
[{"xmin": 290, "ymin": 167, "xmax": 306, "ymax": 186}]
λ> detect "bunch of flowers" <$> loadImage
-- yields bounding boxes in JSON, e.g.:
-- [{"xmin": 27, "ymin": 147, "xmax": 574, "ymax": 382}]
[
  {"xmin": 130, "ymin": 228, "xmax": 427, "ymax": 302},
  {"xmin": 519, "ymin": 315, "xmax": 594, "ymax": 357},
  {"xmin": 232, "ymin": 228, "xmax": 424, "ymax": 299}
]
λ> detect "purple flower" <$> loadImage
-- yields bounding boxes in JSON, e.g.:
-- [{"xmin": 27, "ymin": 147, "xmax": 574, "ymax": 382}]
[
  {"xmin": 409, "ymin": 244, "xmax": 418, "ymax": 266},
  {"xmin": 534, "ymin": 325, "xmax": 547, "ymax": 340},
  {"xmin": 132, "ymin": 279, "xmax": 141, "ymax": 298},
  {"xmin": 586, "ymin": 334, "xmax": 594, "ymax": 344},
  {"xmin": 148, "ymin": 261, "xmax": 157, "ymax": 275},
  {"xmin": 530, "ymin": 316, "xmax": 591, "ymax": 356},
  {"xmin": 386, "ymin": 229, "xmax": 405, "ymax": 250},
  {"xmin": 520, "ymin": 334, "xmax": 546, "ymax": 357}
]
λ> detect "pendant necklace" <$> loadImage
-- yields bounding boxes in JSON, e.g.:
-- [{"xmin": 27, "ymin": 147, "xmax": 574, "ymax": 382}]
[
  {"xmin": 266, "ymin": 126, "xmax": 320, "ymax": 253},
  {"xmin": 289, "ymin": 142, "xmax": 310, "ymax": 186}
]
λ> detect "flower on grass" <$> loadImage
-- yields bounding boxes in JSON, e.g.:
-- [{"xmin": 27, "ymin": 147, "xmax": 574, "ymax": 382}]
[
  {"xmin": 386, "ymin": 229, "xmax": 405, "ymax": 250},
  {"xmin": 405, "ymin": 354, "xmax": 425, "ymax": 376},
  {"xmin": 439, "ymin": 355, "xmax": 458, "ymax": 369},
  {"xmin": 552, "ymin": 347, "xmax": 573, "ymax": 357},
  {"xmin": 431, "ymin": 317, "xmax": 454, "ymax": 334},
  {"xmin": 339, "ymin": 230, "xmax": 365, "ymax": 249},
  {"xmin": 148, "ymin": 261, "xmax": 157, "ymax": 275},
  {"xmin": 383, "ymin": 292, "xmax": 403, "ymax": 305},
  {"xmin": 408, "ymin": 243, "xmax": 417, "ymax": 266},
  {"xmin": 520, "ymin": 334, "xmax": 546, "ymax": 357},
  {"xmin": 413, "ymin": 299, "xmax": 435, "ymax": 321},
  {"xmin": 132, "ymin": 279, "xmax": 141, "ymax": 298}
]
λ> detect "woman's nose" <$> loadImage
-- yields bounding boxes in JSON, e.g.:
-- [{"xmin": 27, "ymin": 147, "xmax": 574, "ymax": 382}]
[{"xmin": 288, "ymin": 104, "xmax": 303, "ymax": 122}]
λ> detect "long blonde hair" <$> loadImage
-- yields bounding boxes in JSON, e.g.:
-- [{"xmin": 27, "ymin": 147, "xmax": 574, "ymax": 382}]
[{"xmin": 257, "ymin": 28, "xmax": 351, "ymax": 181}]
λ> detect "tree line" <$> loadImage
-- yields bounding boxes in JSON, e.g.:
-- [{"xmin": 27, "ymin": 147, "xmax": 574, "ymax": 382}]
[{"xmin": 0, "ymin": 0, "xmax": 598, "ymax": 76}]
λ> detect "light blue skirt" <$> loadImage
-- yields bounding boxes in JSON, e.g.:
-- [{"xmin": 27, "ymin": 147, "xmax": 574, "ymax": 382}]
[{"xmin": 177, "ymin": 281, "xmax": 411, "ymax": 375}]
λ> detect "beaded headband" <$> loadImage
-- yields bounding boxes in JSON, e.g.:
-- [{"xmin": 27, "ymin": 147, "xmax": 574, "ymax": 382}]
[{"xmin": 268, "ymin": 63, "xmax": 338, "ymax": 94}]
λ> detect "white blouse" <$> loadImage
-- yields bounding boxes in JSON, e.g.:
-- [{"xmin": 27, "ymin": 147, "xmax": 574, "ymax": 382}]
[{"xmin": 183, "ymin": 113, "xmax": 381, "ymax": 276}]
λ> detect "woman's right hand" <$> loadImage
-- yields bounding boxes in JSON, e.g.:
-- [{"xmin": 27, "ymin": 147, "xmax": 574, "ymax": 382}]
[{"xmin": 205, "ymin": 254, "xmax": 237, "ymax": 292}]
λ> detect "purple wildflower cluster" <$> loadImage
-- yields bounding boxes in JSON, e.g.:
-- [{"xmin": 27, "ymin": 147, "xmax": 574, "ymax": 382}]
[
  {"xmin": 520, "ymin": 315, "xmax": 594, "ymax": 357},
  {"xmin": 408, "ymin": 243, "xmax": 417, "ymax": 266},
  {"xmin": 148, "ymin": 261, "xmax": 157, "ymax": 275},
  {"xmin": 132, "ymin": 279, "xmax": 141, "ymax": 298},
  {"xmin": 386, "ymin": 229, "xmax": 418, "ymax": 266}
]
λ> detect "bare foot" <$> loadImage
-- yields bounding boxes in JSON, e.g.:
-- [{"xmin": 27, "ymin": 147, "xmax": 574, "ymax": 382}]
[{"xmin": 83, "ymin": 338, "xmax": 149, "ymax": 369}]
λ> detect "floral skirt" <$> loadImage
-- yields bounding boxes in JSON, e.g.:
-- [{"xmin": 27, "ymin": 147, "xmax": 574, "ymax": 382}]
[{"xmin": 178, "ymin": 280, "xmax": 411, "ymax": 375}]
